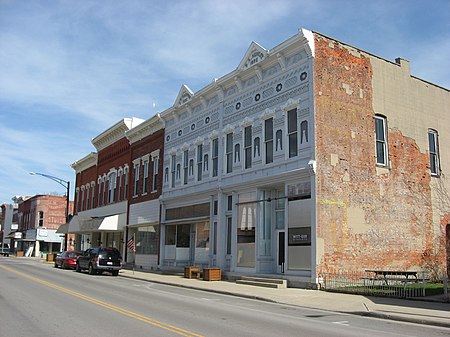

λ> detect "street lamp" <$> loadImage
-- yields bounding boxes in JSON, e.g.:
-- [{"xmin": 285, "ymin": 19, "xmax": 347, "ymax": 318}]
[{"xmin": 29, "ymin": 172, "xmax": 70, "ymax": 250}]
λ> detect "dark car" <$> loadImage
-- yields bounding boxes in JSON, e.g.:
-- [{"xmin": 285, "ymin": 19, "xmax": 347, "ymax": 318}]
[
  {"xmin": 54, "ymin": 251, "xmax": 81, "ymax": 269},
  {"xmin": 76, "ymin": 247, "xmax": 122, "ymax": 276}
]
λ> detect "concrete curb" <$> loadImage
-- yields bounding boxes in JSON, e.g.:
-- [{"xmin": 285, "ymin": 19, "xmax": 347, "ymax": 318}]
[{"xmin": 120, "ymin": 274, "xmax": 450, "ymax": 329}]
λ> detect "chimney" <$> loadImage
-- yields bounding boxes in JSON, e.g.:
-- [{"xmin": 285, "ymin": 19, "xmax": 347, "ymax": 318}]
[{"xmin": 395, "ymin": 57, "xmax": 410, "ymax": 76}]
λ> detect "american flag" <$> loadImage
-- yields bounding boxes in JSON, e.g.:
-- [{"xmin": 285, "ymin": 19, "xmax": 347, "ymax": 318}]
[{"xmin": 127, "ymin": 236, "xmax": 135, "ymax": 252}]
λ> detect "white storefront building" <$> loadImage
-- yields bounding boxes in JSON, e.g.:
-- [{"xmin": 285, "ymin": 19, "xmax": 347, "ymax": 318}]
[{"xmin": 159, "ymin": 30, "xmax": 316, "ymax": 286}]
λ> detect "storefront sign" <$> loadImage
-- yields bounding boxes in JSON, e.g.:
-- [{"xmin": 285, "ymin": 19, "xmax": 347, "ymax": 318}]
[{"xmin": 288, "ymin": 227, "xmax": 311, "ymax": 246}]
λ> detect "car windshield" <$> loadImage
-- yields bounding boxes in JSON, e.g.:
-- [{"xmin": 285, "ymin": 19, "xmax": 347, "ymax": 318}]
[{"xmin": 98, "ymin": 249, "xmax": 121, "ymax": 259}]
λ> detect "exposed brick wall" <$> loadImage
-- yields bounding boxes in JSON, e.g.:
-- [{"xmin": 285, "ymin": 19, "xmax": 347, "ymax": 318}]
[
  {"xmin": 313, "ymin": 33, "xmax": 439, "ymax": 274},
  {"xmin": 129, "ymin": 129, "xmax": 164, "ymax": 204},
  {"xmin": 18, "ymin": 195, "xmax": 67, "ymax": 230}
]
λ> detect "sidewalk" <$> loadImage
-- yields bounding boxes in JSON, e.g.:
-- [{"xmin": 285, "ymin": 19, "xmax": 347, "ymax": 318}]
[{"xmin": 119, "ymin": 268, "xmax": 450, "ymax": 328}]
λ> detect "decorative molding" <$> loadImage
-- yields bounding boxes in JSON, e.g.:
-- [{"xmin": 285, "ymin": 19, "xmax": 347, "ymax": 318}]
[
  {"xmin": 150, "ymin": 149, "xmax": 160, "ymax": 159},
  {"xmin": 223, "ymin": 124, "xmax": 235, "ymax": 134},
  {"xmin": 260, "ymin": 108, "xmax": 275, "ymax": 120},
  {"xmin": 281, "ymin": 98, "xmax": 301, "ymax": 112},
  {"xmin": 254, "ymin": 65, "xmax": 263, "ymax": 82},
  {"xmin": 181, "ymin": 142, "xmax": 190, "ymax": 151},
  {"xmin": 209, "ymin": 130, "xmax": 219, "ymax": 139},
  {"xmin": 195, "ymin": 137, "xmax": 204, "ymax": 145},
  {"xmin": 277, "ymin": 52, "xmax": 286, "ymax": 70},
  {"xmin": 240, "ymin": 117, "xmax": 254, "ymax": 128},
  {"xmin": 234, "ymin": 76, "xmax": 243, "ymax": 91},
  {"xmin": 175, "ymin": 84, "xmax": 194, "ymax": 107},
  {"xmin": 168, "ymin": 147, "xmax": 177, "ymax": 156},
  {"xmin": 238, "ymin": 41, "xmax": 268, "ymax": 70}
]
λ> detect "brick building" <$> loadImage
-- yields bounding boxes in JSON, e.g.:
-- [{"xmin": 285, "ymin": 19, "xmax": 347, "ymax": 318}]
[
  {"xmin": 70, "ymin": 118, "xmax": 144, "ymax": 253},
  {"xmin": 125, "ymin": 115, "xmax": 164, "ymax": 269},
  {"xmin": 16, "ymin": 195, "xmax": 71, "ymax": 256},
  {"xmin": 157, "ymin": 29, "xmax": 449, "ymax": 287}
]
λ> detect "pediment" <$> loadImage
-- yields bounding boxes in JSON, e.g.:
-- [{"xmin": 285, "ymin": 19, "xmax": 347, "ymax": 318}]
[
  {"xmin": 174, "ymin": 84, "xmax": 194, "ymax": 107},
  {"xmin": 237, "ymin": 41, "xmax": 268, "ymax": 70}
]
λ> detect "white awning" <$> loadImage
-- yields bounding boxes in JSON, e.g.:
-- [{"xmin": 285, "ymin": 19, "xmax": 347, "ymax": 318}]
[
  {"xmin": 73, "ymin": 213, "xmax": 126, "ymax": 233},
  {"xmin": 56, "ymin": 223, "xmax": 68, "ymax": 234}
]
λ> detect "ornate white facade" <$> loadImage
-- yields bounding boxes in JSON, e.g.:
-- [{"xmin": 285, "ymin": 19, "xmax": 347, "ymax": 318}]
[{"xmin": 160, "ymin": 30, "xmax": 316, "ymax": 283}]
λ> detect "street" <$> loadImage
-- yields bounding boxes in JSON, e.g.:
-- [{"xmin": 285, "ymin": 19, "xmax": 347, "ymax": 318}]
[{"xmin": 0, "ymin": 258, "xmax": 448, "ymax": 337}]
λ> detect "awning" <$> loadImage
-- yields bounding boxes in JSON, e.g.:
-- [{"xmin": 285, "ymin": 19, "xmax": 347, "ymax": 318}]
[
  {"xmin": 56, "ymin": 223, "xmax": 68, "ymax": 234},
  {"xmin": 74, "ymin": 213, "xmax": 127, "ymax": 233}
]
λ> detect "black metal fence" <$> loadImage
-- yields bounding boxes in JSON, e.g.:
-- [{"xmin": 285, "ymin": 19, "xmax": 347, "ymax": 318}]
[{"xmin": 320, "ymin": 271, "xmax": 433, "ymax": 298}]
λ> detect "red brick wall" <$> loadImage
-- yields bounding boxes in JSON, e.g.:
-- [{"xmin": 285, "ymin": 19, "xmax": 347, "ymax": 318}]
[
  {"xmin": 18, "ymin": 195, "xmax": 67, "ymax": 230},
  {"xmin": 74, "ymin": 165, "xmax": 97, "ymax": 212},
  {"xmin": 313, "ymin": 34, "xmax": 439, "ymax": 273},
  {"xmin": 129, "ymin": 129, "xmax": 164, "ymax": 204}
]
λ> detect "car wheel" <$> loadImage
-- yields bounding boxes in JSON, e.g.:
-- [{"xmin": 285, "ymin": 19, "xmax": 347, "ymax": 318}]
[
  {"xmin": 54, "ymin": 262, "xmax": 58, "ymax": 268},
  {"xmin": 76, "ymin": 263, "xmax": 81, "ymax": 272},
  {"xmin": 112, "ymin": 270, "xmax": 119, "ymax": 276},
  {"xmin": 88, "ymin": 264, "xmax": 96, "ymax": 275}
]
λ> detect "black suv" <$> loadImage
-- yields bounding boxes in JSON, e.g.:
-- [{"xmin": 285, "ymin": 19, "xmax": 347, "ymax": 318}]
[{"xmin": 76, "ymin": 247, "xmax": 122, "ymax": 276}]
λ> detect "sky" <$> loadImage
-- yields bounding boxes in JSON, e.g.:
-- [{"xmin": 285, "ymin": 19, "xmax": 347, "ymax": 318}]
[{"xmin": 1, "ymin": 0, "xmax": 449, "ymax": 204}]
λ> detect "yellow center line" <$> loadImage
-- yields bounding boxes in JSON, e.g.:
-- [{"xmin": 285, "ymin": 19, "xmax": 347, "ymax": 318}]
[{"xmin": 0, "ymin": 264, "xmax": 204, "ymax": 337}]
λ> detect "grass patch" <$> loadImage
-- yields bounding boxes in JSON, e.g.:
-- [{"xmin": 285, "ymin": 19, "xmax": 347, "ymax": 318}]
[{"xmin": 329, "ymin": 283, "xmax": 444, "ymax": 297}]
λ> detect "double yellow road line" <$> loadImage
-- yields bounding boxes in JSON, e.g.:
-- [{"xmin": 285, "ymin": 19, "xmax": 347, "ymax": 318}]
[{"xmin": 0, "ymin": 264, "xmax": 203, "ymax": 337}]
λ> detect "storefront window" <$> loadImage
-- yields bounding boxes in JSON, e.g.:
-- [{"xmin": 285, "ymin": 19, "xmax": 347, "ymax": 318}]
[
  {"xmin": 195, "ymin": 222, "xmax": 209, "ymax": 261},
  {"xmin": 237, "ymin": 192, "xmax": 256, "ymax": 268},
  {"xmin": 136, "ymin": 225, "xmax": 158, "ymax": 255},
  {"xmin": 259, "ymin": 191, "xmax": 271, "ymax": 256}
]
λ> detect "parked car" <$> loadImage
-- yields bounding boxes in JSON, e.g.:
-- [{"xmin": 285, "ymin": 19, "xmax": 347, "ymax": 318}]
[
  {"xmin": 76, "ymin": 247, "xmax": 122, "ymax": 276},
  {"xmin": 54, "ymin": 251, "xmax": 81, "ymax": 269},
  {"xmin": 0, "ymin": 244, "xmax": 10, "ymax": 257}
]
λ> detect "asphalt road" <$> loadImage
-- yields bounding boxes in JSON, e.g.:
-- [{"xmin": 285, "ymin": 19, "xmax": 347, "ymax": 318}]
[{"xmin": 0, "ymin": 257, "xmax": 448, "ymax": 337}]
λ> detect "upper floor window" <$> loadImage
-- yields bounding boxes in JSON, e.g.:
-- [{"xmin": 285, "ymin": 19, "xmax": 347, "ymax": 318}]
[
  {"xmin": 171, "ymin": 155, "xmax": 176, "ymax": 188},
  {"xmin": 108, "ymin": 172, "xmax": 116, "ymax": 203},
  {"xmin": 81, "ymin": 187, "xmax": 85, "ymax": 211},
  {"xmin": 244, "ymin": 126, "xmax": 252, "ymax": 169},
  {"xmin": 38, "ymin": 211, "xmax": 44, "ymax": 227},
  {"xmin": 152, "ymin": 157, "xmax": 159, "ymax": 192},
  {"xmin": 428, "ymin": 129, "xmax": 440, "ymax": 176},
  {"xmin": 123, "ymin": 167, "xmax": 129, "ymax": 200},
  {"xmin": 85, "ymin": 185, "xmax": 90, "ymax": 209},
  {"xmin": 143, "ymin": 159, "xmax": 149, "ymax": 194},
  {"xmin": 91, "ymin": 182, "xmax": 95, "ymax": 208},
  {"xmin": 117, "ymin": 171, "xmax": 122, "ymax": 202},
  {"xmin": 183, "ymin": 150, "xmax": 189, "ymax": 185},
  {"xmin": 375, "ymin": 115, "xmax": 388, "ymax": 166},
  {"xmin": 264, "ymin": 118, "xmax": 273, "ymax": 164},
  {"xmin": 98, "ymin": 178, "xmax": 103, "ymax": 207},
  {"xmin": 197, "ymin": 145, "xmax": 203, "ymax": 181},
  {"xmin": 133, "ymin": 163, "xmax": 140, "ymax": 196},
  {"xmin": 212, "ymin": 138, "xmax": 219, "ymax": 177},
  {"xmin": 226, "ymin": 133, "xmax": 233, "ymax": 173},
  {"xmin": 287, "ymin": 108, "xmax": 298, "ymax": 158}
]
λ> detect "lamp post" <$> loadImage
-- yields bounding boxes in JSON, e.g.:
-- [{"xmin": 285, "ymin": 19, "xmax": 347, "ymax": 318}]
[{"xmin": 29, "ymin": 172, "xmax": 70, "ymax": 250}]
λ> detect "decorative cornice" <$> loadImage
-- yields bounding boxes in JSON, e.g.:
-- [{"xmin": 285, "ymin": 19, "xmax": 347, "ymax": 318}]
[
  {"xmin": 92, "ymin": 118, "xmax": 144, "ymax": 151},
  {"xmin": 126, "ymin": 114, "xmax": 164, "ymax": 144},
  {"xmin": 281, "ymin": 98, "xmax": 301, "ymax": 112},
  {"xmin": 260, "ymin": 108, "xmax": 276, "ymax": 120},
  {"xmin": 223, "ymin": 124, "xmax": 235, "ymax": 134},
  {"xmin": 71, "ymin": 152, "xmax": 98, "ymax": 173},
  {"xmin": 240, "ymin": 117, "xmax": 254, "ymax": 128}
]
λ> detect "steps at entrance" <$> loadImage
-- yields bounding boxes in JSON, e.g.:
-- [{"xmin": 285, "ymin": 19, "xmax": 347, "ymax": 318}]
[{"xmin": 236, "ymin": 276, "xmax": 287, "ymax": 289}]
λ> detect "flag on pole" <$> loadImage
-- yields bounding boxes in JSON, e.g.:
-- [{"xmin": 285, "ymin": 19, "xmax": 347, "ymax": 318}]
[{"xmin": 127, "ymin": 236, "xmax": 135, "ymax": 252}]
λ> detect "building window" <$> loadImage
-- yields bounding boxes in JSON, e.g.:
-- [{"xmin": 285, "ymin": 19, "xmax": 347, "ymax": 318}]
[
  {"xmin": 254, "ymin": 137, "xmax": 260, "ymax": 157},
  {"xmin": 300, "ymin": 120, "xmax": 308, "ymax": 144},
  {"xmin": 226, "ymin": 133, "xmax": 233, "ymax": 173},
  {"xmin": 81, "ymin": 188, "xmax": 85, "ymax": 211},
  {"xmin": 98, "ymin": 178, "xmax": 103, "ymax": 207},
  {"xmin": 152, "ymin": 157, "xmax": 159, "ymax": 192},
  {"xmin": 204, "ymin": 154, "xmax": 209, "ymax": 172},
  {"xmin": 428, "ymin": 129, "xmax": 440, "ymax": 176},
  {"xmin": 143, "ymin": 159, "xmax": 149, "ymax": 194},
  {"xmin": 212, "ymin": 138, "xmax": 219, "ymax": 177},
  {"xmin": 123, "ymin": 167, "xmax": 129, "ymax": 200},
  {"xmin": 244, "ymin": 126, "xmax": 252, "ymax": 169},
  {"xmin": 197, "ymin": 144, "xmax": 203, "ymax": 181},
  {"xmin": 108, "ymin": 172, "xmax": 116, "ymax": 203},
  {"xmin": 287, "ymin": 108, "xmax": 298, "ymax": 158},
  {"xmin": 189, "ymin": 159, "xmax": 194, "ymax": 176},
  {"xmin": 265, "ymin": 118, "xmax": 273, "ymax": 164},
  {"xmin": 183, "ymin": 150, "xmax": 189, "ymax": 185},
  {"xmin": 91, "ymin": 183, "xmax": 95, "ymax": 208},
  {"xmin": 276, "ymin": 130, "xmax": 283, "ymax": 151},
  {"xmin": 133, "ymin": 163, "xmax": 140, "ymax": 196},
  {"xmin": 38, "ymin": 211, "xmax": 44, "ymax": 227},
  {"xmin": 117, "ymin": 171, "xmax": 122, "ymax": 202},
  {"xmin": 234, "ymin": 143, "xmax": 240, "ymax": 163},
  {"xmin": 86, "ymin": 186, "xmax": 90, "ymax": 209},
  {"xmin": 171, "ymin": 155, "xmax": 176, "ymax": 188},
  {"xmin": 375, "ymin": 115, "xmax": 388, "ymax": 166}
]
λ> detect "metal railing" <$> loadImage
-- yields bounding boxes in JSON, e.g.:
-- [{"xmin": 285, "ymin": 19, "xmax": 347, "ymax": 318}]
[{"xmin": 320, "ymin": 270, "xmax": 434, "ymax": 298}]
